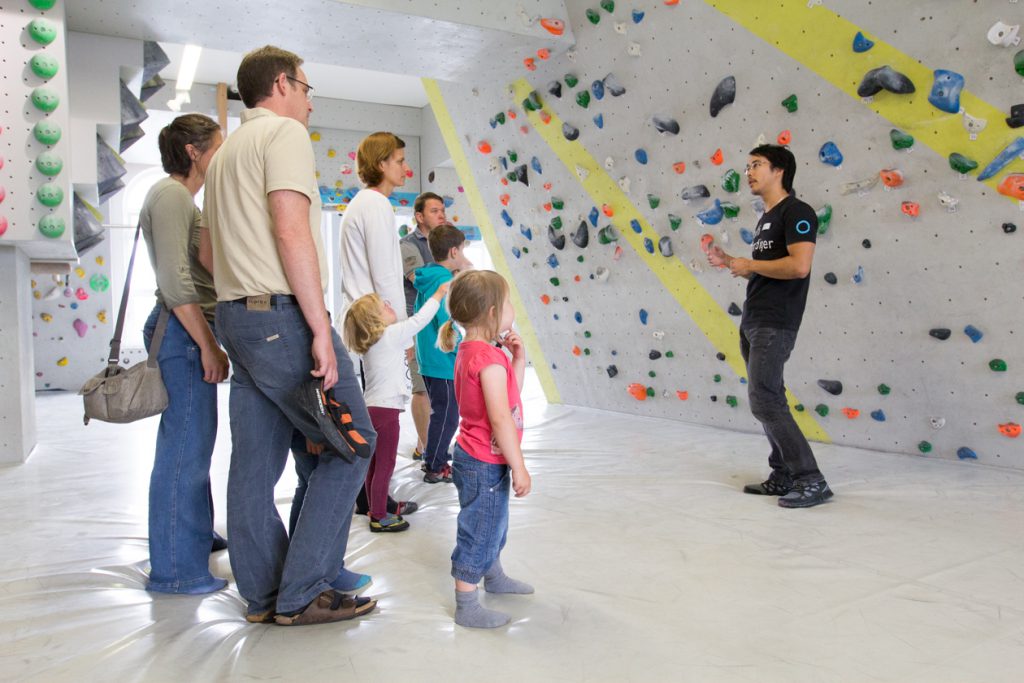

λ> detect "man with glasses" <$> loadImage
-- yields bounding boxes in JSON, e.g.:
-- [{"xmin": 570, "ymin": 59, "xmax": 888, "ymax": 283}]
[
  {"xmin": 203, "ymin": 45, "xmax": 377, "ymax": 625},
  {"xmin": 707, "ymin": 144, "xmax": 833, "ymax": 508}
]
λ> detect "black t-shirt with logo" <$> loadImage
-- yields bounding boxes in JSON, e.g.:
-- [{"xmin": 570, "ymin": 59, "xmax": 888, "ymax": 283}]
[{"xmin": 741, "ymin": 194, "xmax": 817, "ymax": 331}]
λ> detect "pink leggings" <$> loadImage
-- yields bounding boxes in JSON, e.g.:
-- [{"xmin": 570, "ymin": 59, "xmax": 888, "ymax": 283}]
[{"xmin": 365, "ymin": 407, "xmax": 401, "ymax": 520}]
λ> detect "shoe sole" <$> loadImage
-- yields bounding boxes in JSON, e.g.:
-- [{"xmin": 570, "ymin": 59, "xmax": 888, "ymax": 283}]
[
  {"xmin": 245, "ymin": 611, "xmax": 276, "ymax": 624},
  {"xmin": 743, "ymin": 485, "xmax": 791, "ymax": 496},
  {"xmin": 294, "ymin": 382, "xmax": 357, "ymax": 463},
  {"xmin": 778, "ymin": 490, "xmax": 835, "ymax": 508},
  {"xmin": 274, "ymin": 597, "xmax": 377, "ymax": 626},
  {"xmin": 369, "ymin": 522, "xmax": 410, "ymax": 533}
]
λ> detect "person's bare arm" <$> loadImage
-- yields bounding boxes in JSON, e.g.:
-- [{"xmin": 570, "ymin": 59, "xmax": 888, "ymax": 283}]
[
  {"xmin": 481, "ymin": 365, "xmax": 530, "ymax": 497},
  {"xmin": 198, "ymin": 227, "xmax": 214, "ymax": 275},
  {"xmin": 727, "ymin": 242, "xmax": 815, "ymax": 279}
]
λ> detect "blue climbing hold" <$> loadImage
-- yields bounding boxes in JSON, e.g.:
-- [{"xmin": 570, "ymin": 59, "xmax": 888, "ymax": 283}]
[
  {"xmin": 870, "ymin": 410, "xmax": 886, "ymax": 422},
  {"xmin": 593, "ymin": 113, "xmax": 604, "ymax": 129},
  {"xmin": 531, "ymin": 156, "xmax": 543, "ymax": 174},
  {"xmin": 928, "ymin": 69, "xmax": 965, "ymax": 115},
  {"xmin": 635, "ymin": 148, "xmax": 648, "ymax": 165},
  {"xmin": 501, "ymin": 209, "xmax": 513, "ymax": 227},
  {"xmin": 574, "ymin": 311, "xmax": 583, "ymax": 323},
  {"xmin": 644, "ymin": 237, "xmax": 654, "ymax": 254},
  {"xmin": 500, "ymin": 156, "xmax": 508, "ymax": 170},
  {"xmin": 630, "ymin": 219, "xmax": 642, "ymax": 234},
  {"xmin": 547, "ymin": 254, "xmax": 559, "ymax": 268},
  {"xmin": 696, "ymin": 199, "xmax": 724, "ymax": 225},
  {"xmin": 520, "ymin": 225, "xmax": 533, "ymax": 240},
  {"xmin": 740, "ymin": 228, "xmax": 754, "ymax": 245},
  {"xmin": 511, "ymin": 247, "xmax": 521, "ymax": 259},
  {"xmin": 589, "ymin": 206, "xmax": 600, "ymax": 226},
  {"xmin": 977, "ymin": 137, "xmax": 1024, "ymax": 181},
  {"xmin": 964, "ymin": 324, "xmax": 983, "ymax": 343},
  {"xmin": 819, "ymin": 141, "xmax": 844, "ymax": 167},
  {"xmin": 592, "ymin": 79, "xmax": 605, "ymax": 100},
  {"xmin": 956, "ymin": 447, "xmax": 978, "ymax": 460},
  {"xmin": 852, "ymin": 265, "xmax": 864, "ymax": 284},
  {"xmin": 443, "ymin": 195, "xmax": 454, "ymax": 208},
  {"xmin": 639, "ymin": 309, "xmax": 649, "ymax": 325},
  {"xmin": 852, "ymin": 31, "xmax": 874, "ymax": 53},
  {"xmin": 632, "ymin": 9, "xmax": 644, "ymax": 23}
]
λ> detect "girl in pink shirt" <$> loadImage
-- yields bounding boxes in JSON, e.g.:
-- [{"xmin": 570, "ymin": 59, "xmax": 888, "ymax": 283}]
[{"xmin": 438, "ymin": 270, "xmax": 533, "ymax": 629}]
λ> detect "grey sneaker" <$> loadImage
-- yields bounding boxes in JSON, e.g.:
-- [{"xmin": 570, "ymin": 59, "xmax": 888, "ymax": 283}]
[
  {"xmin": 778, "ymin": 481, "xmax": 834, "ymax": 508},
  {"xmin": 743, "ymin": 477, "xmax": 793, "ymax": 496}
]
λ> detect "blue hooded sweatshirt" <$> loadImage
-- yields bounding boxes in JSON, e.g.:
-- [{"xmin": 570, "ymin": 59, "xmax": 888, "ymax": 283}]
[{"xmin": 413, "ymin": 263, "xmax": 457, "ymax": 380}]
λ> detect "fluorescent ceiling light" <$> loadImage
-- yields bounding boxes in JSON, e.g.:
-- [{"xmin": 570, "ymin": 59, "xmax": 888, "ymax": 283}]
[{"xmin": 176, "ymin": 44, "xmax": 202, "ymax": 92}]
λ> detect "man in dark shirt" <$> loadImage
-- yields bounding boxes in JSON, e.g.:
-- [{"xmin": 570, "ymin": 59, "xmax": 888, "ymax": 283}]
[{"xmin": 708, "ymin": 144, "xmax": 833, "ymax": 508}]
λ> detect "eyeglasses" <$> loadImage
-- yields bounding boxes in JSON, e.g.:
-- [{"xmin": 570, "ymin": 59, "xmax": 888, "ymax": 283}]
[
  {"xmin": 286, "ymin": 75, "xmax": 314, "ymax": 102},
  {"xmin": 744, "ymin": 160, "xmax": 767, "ymax": 174}
]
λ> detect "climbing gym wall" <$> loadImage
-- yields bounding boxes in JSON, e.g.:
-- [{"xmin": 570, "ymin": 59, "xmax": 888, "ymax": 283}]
[
  {"xmin": 311, "ymin": 127, "xmax": 422, "ymax": 207},
  {"xmin": 427, "ymin": 0, "xmax": 1023, "ymax": 466}
]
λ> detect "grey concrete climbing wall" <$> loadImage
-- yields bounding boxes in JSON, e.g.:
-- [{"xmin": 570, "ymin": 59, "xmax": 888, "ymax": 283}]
[{"xmin": 430, "ymin": 0, "xmax": 1023, "ymax": 466}]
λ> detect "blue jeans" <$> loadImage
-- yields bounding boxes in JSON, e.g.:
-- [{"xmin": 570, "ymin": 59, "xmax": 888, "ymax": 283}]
[
  {"xmin": 423, "ymin": 376, "xmax": 459, "ymax": 473},
  {"xmin": 450, "ymin": 443, "xmax": 509, "ymax": 584},
  {"xmin": 142, "ymin": 304, "xmax": 220, "ymax": 592},
  {"xmin": 740, "ymin": 325, "xmax": 824, "ymax": 485},
  {"xmin": 216, "ymin": 299, "xmax": 375, "ymax": 616}
]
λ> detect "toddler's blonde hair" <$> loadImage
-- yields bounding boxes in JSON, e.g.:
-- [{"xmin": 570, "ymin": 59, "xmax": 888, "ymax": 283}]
[
  {"xmin": 343, "ymin": 293, "xmax": 388, "ymax": 355},
  {"xmin": 438, "ymin": 270, "xmax": 509, "ymax": 353}
]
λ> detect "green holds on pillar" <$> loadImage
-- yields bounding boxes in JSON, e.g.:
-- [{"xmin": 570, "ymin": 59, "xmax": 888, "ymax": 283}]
[
  {"xmin": 33, "ymin": 120, "xmax": 61, "ymax": 145},
  {"xmin": 816, "ymin": 204, "xmax": 832, "ymax": 235},
  {"xmin": 585, "ymin": 8, "xmax": 600, "ymax": 24},
  {"xmin": 28, "ymin": 18, "xmax": 57, "ymax": 45},
  {"xmin": 576, "ymin": 90, "xmax": 591, "ymax": 108},
  {"xmin": 29, "ymin": 54, "xmax": 59, "ymax": 80},
  {"xmin": 917, "ymin": 441, "xmax": 932, "ymax": 454},
  {"xmin": 600, "ymin": 0, "xmax": 615, "ymax": 11},
  {"xmin": 38, "ymin": 214, "xmax": 65, "ymax": 238},
  {"xmin": 814, "ymin": 404, "xmax": 829, "ymax": 417},
  {"xmin": 989, "ymin": 359, "xmax": 1008, "ymax": 372},
  {"xmin": 565, "ymin": 73, "xmax": 579, "ymax": 88},
  {"xmin": 36, "ymin": 182, "xmax": 63, "ymax": 207},
  {"xmin": 647, "ymin": 194, "xmax": 660, "ymax": 209},
  {"xmin": 722, "ymin": 169, "xmax": 741, "ymax": 193},
  {"xmin": 668, "ymin": 214, "xmax": 681, "ymax": 231},
  {"xmin": 878, "ymin": 383, "xmax": 891, "ymax": 395},
  {"xmin": 30, "ymin": 87, "xmax": 60, "ymax": 113},
  {"xmin": 597, "ymin": 225, "xmax": 617, "ymax": 244},
  {"xmin": 549, "ymin": 277, "xmax": 560, "ymax": 286},
  {"xmin": 781, "ymin": 94, "xmax": 798, "ymax": 113},
  {"xmin": 726, "ymin": 395, "xmax": 738, "ymax": 407},
  {"xmin": 550, "ymin": 216, "xmax": 563, "ymax": 230},
  {"xmin": 1016, "ymin": 49, "xmax": 1024, "ymax": 77},
  {"xmin": 551, "ymin": 197, "xmax": 564, "ymax": 210},
  {"xmin": 721, "ymin": 202, "xmax": 740, "ymax": 219},
  {"xmin": 28, "ymin": 0, "xmax": 58, "ymax": 8},
  {"xmin": 35, "ymin": 151, "xmax": 63, "ymax": 176},
  {"xmin": 795, "ymin": 404, "xmax": 805, "ymax": 412},
  {"xmin": 948, "ymin": 153, "xmax": 978, "ymax": 174},
  {"xmin": 89, "ymin": 273, "xmax": 110, "ymax": 292},
  {"xmin": 1016, "ymin": 391, "xmax": 1024, "ymax": 405},
  {"xmin": 890, "ymin": 129, "xmax": 914, "ymax": 150},
  {"xmin": 522, "ymin": 91, "xmax": 541, "ymax": 112}
]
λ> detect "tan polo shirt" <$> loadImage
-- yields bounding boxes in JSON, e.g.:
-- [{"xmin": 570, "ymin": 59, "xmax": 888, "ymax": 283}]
[{"xmin": 203, "ymin": 107, "xmax": 327, "ymax": 301}]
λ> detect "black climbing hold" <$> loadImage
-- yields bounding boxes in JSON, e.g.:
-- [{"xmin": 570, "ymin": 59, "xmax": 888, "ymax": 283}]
[
  {"xmin": 862, "ymin": 239, "xmax": 872, "ymax": 249},
  {"xmin": 572, "ymin": 221, "xmax": 589, "ymax": 248},
  {"xmin": 727, "ymin": 302, "xmax": 742, "ymax": 316},
  {"xmin": 514, "ymin": 164, "xmax": 529, "ymax": 186},
  {"xmin": 817, "ymin": 379, "xmax": 843, "ymax": 396},
  {"xmin": 658, "ymin": 237, "xmax": 673, "ymax": 257},
  {"xmin": 547, "ymin": 80, "xmax": 562, "ymax": 98},
  {"xmin": 603, "ymin": 73, "xmax": 626, "ymax": 97},
  {"xmin": 1003, "ymin": 222, "xmax": 1017, "ymax": 234},
  {"xmin": 715, "ymin": 352, "xmax": 726, "ymax": 361},
  {"xmin": 824, "ymin": 272, "xmax": 837, "ymax": 285},
  {"xmin": 428, "ymin": 170, "xmax": 435, "ymax": 183},
  {"xmin": 1007, "ymin": 104, "xmax": 1024, "ymax": 129},
  {"xmin": 652, "ymin": 116, "xmax": 680, "ymax": 135},
  {"xmin": 548, "ymin": 226, "xmax": 565, "ymax": 250},
  {"xmin": 680, "ymin": 185, "xmax": 710, "ymax": 201},
  {"xmin": 606, "ymin": 365, "xmax": 618, "ymax": 378},
  {"xmin": 649, "ymin": 350, "xmax": 662, "ymax": 360},
  {"xmin": 710, "ymin": 395, "xmax": 718, "ymax": 402},
  {"xmin": 710, "ymin": 75, "xmax": 736, "ymax": 117},
  {"xmin": 562, "ymin": 123, "xmax": 579, "ymax": 141},
  {"xmin": 857, "ymin": 65, "xmax": 915, "ymax": 97},
  {"xmin": 929, "ymin": 328, "xmax": 952, "ymax": 341}
]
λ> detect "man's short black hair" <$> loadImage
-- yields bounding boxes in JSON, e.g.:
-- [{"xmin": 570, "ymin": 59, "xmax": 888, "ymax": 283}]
[{"xmin": 749, "ymin": 144, "xmax": 796, "ymax": 194}]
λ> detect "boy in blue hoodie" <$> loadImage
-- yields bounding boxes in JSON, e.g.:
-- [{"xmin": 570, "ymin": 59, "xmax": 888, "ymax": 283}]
[{"xmin": 414, "ymin": 224, "xmax": 473, "ymax": 483}]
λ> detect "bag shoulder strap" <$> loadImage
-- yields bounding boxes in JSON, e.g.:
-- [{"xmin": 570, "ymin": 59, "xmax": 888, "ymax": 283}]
[{"xmin": 107, "ymin": 225, "xmax": 170, "ymax": 368}]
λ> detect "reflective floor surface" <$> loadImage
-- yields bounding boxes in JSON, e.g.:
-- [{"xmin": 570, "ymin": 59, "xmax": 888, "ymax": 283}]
[{"xmin": 3, "ymin": 372, "xmax": 1023, "ymax": 682}]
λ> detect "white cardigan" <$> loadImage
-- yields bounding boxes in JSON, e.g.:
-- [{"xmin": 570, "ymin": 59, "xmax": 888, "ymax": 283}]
[
  {"xmin": 361, "ymin": 298, "xmax": 440, "ymax": 410},
  {"xmin": 338, "ymin": 189, "xmax": 407, "ymax": 321}
]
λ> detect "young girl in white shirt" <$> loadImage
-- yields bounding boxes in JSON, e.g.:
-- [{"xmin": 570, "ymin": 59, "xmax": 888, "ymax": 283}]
[{"xmin": 342, "ymin": 282, "xmax": 449, "ymax": 531}]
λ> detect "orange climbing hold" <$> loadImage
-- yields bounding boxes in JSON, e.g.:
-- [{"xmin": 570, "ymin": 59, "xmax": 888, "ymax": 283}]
[
  {"xmin": 673, "ymin": 162, "xmax": 686, "ymax": 174},
  {"xmin": 540, "ymin": 18, "xmax": 565, "ymax": 36},
  {"xmin": 540, "ymin": 294, "xmax": 551, "ymax": 304},
  {"xmin": 574, "ymin": 275, "xmax": 581, "ymax": 282},
  {"xmin": 543, "ymin": 202, "xmax": 552, "ymax": 212},
  {"xmin": 777, "ymin": 130, "xmax": 792, "ymax": 145},
  {"xmin": 842, "ymin": 407, "xmax": 860, "ymax": 419},
  {"xmin": 572, "ymin": 345, "xmax": 582, "ymax": 357},
  {"xmin": 537, "ymin": 48, "xmax": 550, "ymax": 60},
  {"xmin": 523, "ymin": 57, "xmax": 536, "ymax": 71},
  {"xmin": 676, "ymin": 390, "xmax": 689, "ymax": 400},
  {"xmin": 700, "ymin": 233, "xmax": 715, "ymax": 255},
  {"xmin": 997, "ymin": 174, "xmax": 1024, "ymax": 200},
  {"xmin": 879, "ymin": 169, "xmax": 904, "ymax": 188},
  {"xmin": 499, "ymin": 194, "xmax": 510, "ymax": 206},
  {"xmin": 900, "ymin": 201, "xmax": 920, "ymax": 217},
  {"xmin": 613, "ymin": 245, "xmax": 624, "ymax": 261},
  {"xmin": 665, "ymin": 0, "xmax": 680, "ymax": 4},
  {"xmin": 710, "ymin": 148, "xmax": 724, "ymax": 165},
  {"xmin": 998, "ymin": 422, "xmax": 1021, "ymax": 438},
  {"xmin": 543, "ymin": 182, "xmax": 553, "ymax": 191},
  {"xmin": 508, "ymin": 110, "xmax": 517, "ymax": 119},
  {"xmin": 477, "ymin": 141, "xmax": 492, "ymax": 154},
  {"xmin": 602, "ymin": 203, "xmax": 614, "ymax": 217},
  {"xmin": 628, "ymin": 383, "xmax": 648, "ymax": 401},
  {"xmin": 539, "ymin": 110, "xmax": 552, "ymax": 124},
  {"xmin": 500, "ymin": 178, "xmax": 509, "ymax": 186}
]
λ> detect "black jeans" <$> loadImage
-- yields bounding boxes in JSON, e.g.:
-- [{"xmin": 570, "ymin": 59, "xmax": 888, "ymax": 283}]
[{"xmin": 740, "ymin": 325, "xmax": 824, "ymax": 485}]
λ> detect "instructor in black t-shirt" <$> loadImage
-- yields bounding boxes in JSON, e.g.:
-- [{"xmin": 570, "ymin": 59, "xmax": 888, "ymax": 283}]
[{"xmin": 707, "ymin": 145, "xmax": 833, "ymax": 508}]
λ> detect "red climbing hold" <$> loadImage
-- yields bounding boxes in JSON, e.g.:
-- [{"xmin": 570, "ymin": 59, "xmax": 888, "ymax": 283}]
[
  {"xmin": 676, "ymin": 390, "xmax": 689, "ymax": 400},
  {"xmin": 628, "ymin": 383, "xmax": 648, "ymax": 401},
  {"xmin": 602, "ymin": 203, "xmax": 614, "ymax": 217},
  {"xmin": 572, "ymin": 345, "xmax": 582, "ymax": 357},
  {"xmin": 539, "ymin": 110, "xmax": 552, "ymax": 124},
  {"xmin": 710, "ymin": 148, "xmax": 724, "ymax": 165},
  {"xmin": 613, "ymin": 245, "xmax": 624, "ymax": 261},
  {"xmin": 537, "ymin": 48, "xmax": 551, "ymax": 60},
  {"xmin": 543, "ymin": 202, "xmax": 552, "ymax": 212},
  {"xmin": 508, "ymin": 110, "xmax": 517, "ymax": 120},
  {"xmin": 777, "ymin": 130, "xmax": 792, "ymax": 145},
  {"xmin": 673, "ymin": 162, "xmax": 686, "ymax": 174},
  {"xmin": 540, "ymin": 294, "xmax": 551, "ymax": 304},
  {"xmin": 998, "ymin": 422, "xmax": 1021, "ymax": 438},
  {"xmin": 543, "ymin": 182, "xmax": 553, "ymax": 191},
  {"xmin": 842, "ymin": 407, "xmax": 860, "ymax": 419},
  {"xmin": 477, "ymin": 141, "xmax": 492, "ymax": 154},
  {"xmin": 998, "ymin": 174, "xmax": 1024, "ymax": 200},
  {"xmin": 900, "ymin": 201, "xmax": 920, "ymax": 217},
  {"xmin": 500, "ymin": 194, "xmax": 510, "ymax": 206},
  {"xmin": 880, "ymin": 169, "xmax": 904, "ymax": 188},
  {"xmin": 540, "ymin": 18, "xmax": 565, "ymax": 36},
  {"xmin": 524, "ymin": 57, "xmax": 536, "ymax": 71},
  {"xmin": 700, "ymin": 233, "xmax": 715, "ymax": 255}
]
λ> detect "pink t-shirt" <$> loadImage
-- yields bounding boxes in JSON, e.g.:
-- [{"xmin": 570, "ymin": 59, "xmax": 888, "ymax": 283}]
[{"xmin": 454, "ymin": 341, "xmax": 524, "ymax": 465}]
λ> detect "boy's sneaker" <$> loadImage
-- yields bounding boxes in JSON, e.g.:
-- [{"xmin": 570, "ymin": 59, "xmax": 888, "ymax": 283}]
[
  {"xmin": 369, "ymin": 513, "xmax": 410, "ymax": 533},
  {"xmin": 412, "ymin": 448, "xmax": 423, "ymax": 461},
  {"xmin": 778, "ymin": 480, "xmax": 834, "ymax": 508},
  {"xmin": 743, "ymin": 476, "xmax": 793, "ymax": 496},
  {"xmin": 293, "ymin": 379, "xmax": 371, "ymax": 463},
  {"xmin": 423, "ymin": 465, "xmax": 453, "ymax": 484}
]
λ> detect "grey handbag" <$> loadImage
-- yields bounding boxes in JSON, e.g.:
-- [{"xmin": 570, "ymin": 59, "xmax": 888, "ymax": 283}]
[{"xmin": 79, "ymin": 223, "xmax": 170, "ymax": 425}]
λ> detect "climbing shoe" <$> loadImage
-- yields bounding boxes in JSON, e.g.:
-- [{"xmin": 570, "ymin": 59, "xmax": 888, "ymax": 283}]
[
  {"xmin": 293, "ymin": 379, "xmax": 371, "ymax": 463},
  {"xmin": 778, "ymin": 481, "xmax": 834, "ymax": 508}
]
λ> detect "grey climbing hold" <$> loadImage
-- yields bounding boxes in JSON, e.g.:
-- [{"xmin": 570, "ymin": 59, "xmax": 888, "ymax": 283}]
[
  {"xmin": 548, "ymin": 226, "xmax": 565, "ymax": 250},
  {"xmin": 607, "ymin": 365, "xmax": 618, "ymax": 378},
  {"xmin": 680, "ymin": 185, "xmax": 710, "ymax": 202},
  {"xmin": 573, "ymin": 221, "xmax": 589, "ymax": 248},
  {"xmin": 603, "ymin": 73, "xmax": 626, "ymax": 96},
  {"xmin": 547, "ymin": 80, "xmax": 562, "ymax": 98},
  {"xmin": 716, "ymin": 352, "xmax": 726, "ymax": 361},
  {"xmin": 710, "ymin": 76, "xmax": 736, "ymax": 117},
  {"xmin": 824, "ymin": 272, "xmax": 837, "ymax": 285},
  {"xmin": 857, "ymin": 65, "xmax": 916, "ymax": 97},
  {"xmin": 929, "ymin": 328, "xmax": 952, "ymax": 341},
  {"xmin": 658, "ymin": 236, "xmax": 673, "ymax": 257},
  {"xmin": 817, "ymin": 379, "xmax": 843, "ymax": 396},
  {"xmin": 562, "ymin": 123, "xmax": 580, "ymax": 141},
  {"xmin": 728, "ymin": 302, "xmax": 742, "ymax": 316},
  {"xmin": 652, "ymin": 116, "xmax": 680, "ymax": 135}
]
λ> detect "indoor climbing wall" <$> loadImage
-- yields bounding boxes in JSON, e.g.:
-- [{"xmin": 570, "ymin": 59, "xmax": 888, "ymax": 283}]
[
  {"xmin": 429, "ymin": 0, "xmax": 1023, "ymax": 466},
  {"xmin": 419, "ymin": 167, "xmax": 478, "ymax": 240},
  {"xmin": 310, "ymin": 127, "xmax": 421, "ymax": 208}
]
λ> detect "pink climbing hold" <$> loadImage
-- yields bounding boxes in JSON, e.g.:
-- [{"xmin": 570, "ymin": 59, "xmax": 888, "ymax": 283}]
[
  {"xmin": 0, "ymin": 216, "xmax": 7, "ymax": 237},
  {"xmin": 73, "ymin": 318, "xmax": 88, "ymax": 337},
  {"xmin": 75, "ymin": 287, "xmax": 88, "ymax": 301}
]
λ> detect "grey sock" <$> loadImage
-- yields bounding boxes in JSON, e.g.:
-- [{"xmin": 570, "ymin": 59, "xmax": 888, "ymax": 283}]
[
  {"xmin": 454, "ymin": 589, "xmax": 510, "ymax": 628},
  {"xmin": 483, "ymin": 558, "xmax": 534, "ymax": 595}
]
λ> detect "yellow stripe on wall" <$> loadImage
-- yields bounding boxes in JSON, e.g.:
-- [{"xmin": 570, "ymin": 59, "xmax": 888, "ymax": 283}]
[
  {"xmin": 511, "ymin": 79, "xmax": 831, "ymax": 443},
  {"xmin": 422, "ymin": 78, "xmax": 562, "ymax": 404}
]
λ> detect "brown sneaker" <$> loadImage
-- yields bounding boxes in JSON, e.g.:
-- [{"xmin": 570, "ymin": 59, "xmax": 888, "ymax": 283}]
[{"xmin": 274, "ymin": 590, "xmax": 376, "ymax": 626}]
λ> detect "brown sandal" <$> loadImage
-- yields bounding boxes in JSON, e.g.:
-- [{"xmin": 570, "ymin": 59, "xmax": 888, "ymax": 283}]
[{"xmin": 274, "ymin": 590, "xmax": 376, "ymax": 626}]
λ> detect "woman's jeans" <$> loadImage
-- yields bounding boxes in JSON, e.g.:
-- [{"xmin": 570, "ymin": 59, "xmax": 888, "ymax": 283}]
[
  {"xmin": 143, "ymin": 304, "xmax": 220, "ymax": 592},
  {"xmin": 450, "ymin": 443, "xmax": 510, "ymax": 584}
]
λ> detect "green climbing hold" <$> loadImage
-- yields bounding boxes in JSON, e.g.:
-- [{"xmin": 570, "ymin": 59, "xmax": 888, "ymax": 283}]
[
  {"xmin": 647, "ymin": 194, "xmax": 660, "ymax": 209},
  {"xmin": 551, "ymin": 197, "xmax": 564, "ymax": 210},
  {"xmin": 28, "ymin": 18, "xmax": 57, "ymax": 45},
  {"xmin": 584, "ymin": 331, "xmax": 592, "ymax": 338},
  {"xmin": 89, "ymin": 273, "xmax": 110, "ymax": 292},
  {"xmin": 815, "ymin": 404, "xmax": 829, "ymax": 417},
  {"xmin": 576, "ymin": 90, "xmax": 591, "ymax": 108},
  {"xmin": 549, "ymin": 277, "xmax": 560, "ymax": 286},
  {"xmin": 645, "ymin": 387, "xmax": 655, "ymax": 397},
  {"xmin": 495, "ymin": 112, "xmax": 506, "ymax": 125},
  {"xmin": 722, "ymin": 169, "xmax": 741, "ymax": 193},
  {"xmin": 33, "ymin": 120, "xmax": 62, "ymax": 145},
  {"xmin": 600, "ymin": 0, "xmax": 615, "ymax": 11},
  {"xmin": 665, "ymin": 351, "xmax": 674, "ymax": 358},
  {"xmin": 1016, "ymin": 49, "xmax": 1024, "ymax": 77},
  {"xmin": 878, "ymin": 383, "xmax": 891, "ymax": 395},
  {"xmin": 721, "ymin": 202, "xmax": 740, "ymax": 219},
  {"xmin": 990, "ymin": 359, "xmax": 1008, "ymax": 372},
  {"xmin": 30, "ymin": 87, "xmax": 60, "ymax": 113},
  {"xmin": 522, "ymin": 247, "xmax": 529, "ymax": 254},
  {"xmin": 713, "ymin": 374, "xmax": 722, "ymax": 383},
  {"xmin": 550, "ymin": 216, "xmax": 563, "ymax": 230},
  {"xmin": 816, "ymin": 204, "xmax": 832, "ymax": 235},
  {"xmin": 668, "ymin": 214, "xmax": 682, "ymax": 231},
  {"xmin": 648, "ymin": 371, "xmax": 656, "ymax": 378},
  {"xmin": 584, "ymin": 348, "xmax": 591, "ymax": 356},
  {"xmin": 890, "ymin": 129, "xmax": 914, "ymax": 150},
  {"xmin": 577, "ymin": 255, "xmax": 585, "ymax": 263},
  {"xmin": 38, "ymin": 214, "xmax": 65, "ymax": 238},
  {"xmin": 521, "ymin": 91, "xmax": 541, "ymax": 112},
  {"xmin": 795, "ymin": 404, "xmax": 805, "ymax": 412},
  {"xmin": 1016, "ymin": 391, "xmax": 1024, "ymax": 405},
  {"xmin": 948, "ymin": 153, "xmax": 978, "ymax": 174},
  {"xmin": 586, "ymin": 8, "xmax": 600, "ymax": 24},
  {"xmin": 508, "ymin": 150, "xmax": 518, "ymax": 163},
  {"xmin": 29, "ymin": 54, "xmax": 59, "ymax": 80},
  {"xmin": 28, "ymin": 0, "xmax": 58, "ymax": 8},
  {"xmin": 565, "ymin": 73, "xmax": 579, "ymax": 88},
  {"xmin": 35, "ymin": 151, "xmax": 63, "ymax": 176},
  {"xmin": 781, "ymin": 94, "xmax": 798, "ymax": 113},
  {"xmin": 36, "ymin": 182, "xmax": 63, "ymax": 208},
  {"xmin": 726, "ymin": 395, "xmax": 738, "ymax": 407},
  {"xmin": 597, "ymin": 225, "xmax": 618, "ymax": 244},
  {"xmin": 918, "ymin": 441, "xmax": 932, "ymax": 454}
]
